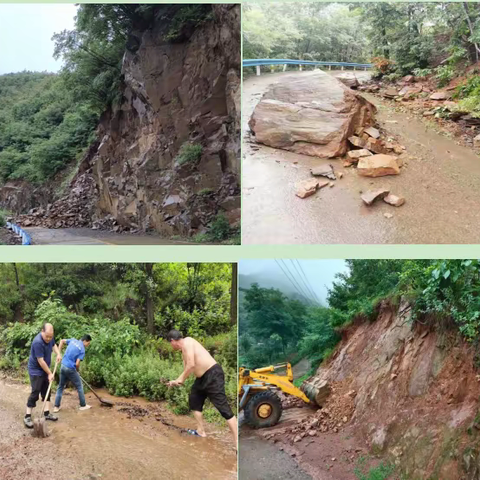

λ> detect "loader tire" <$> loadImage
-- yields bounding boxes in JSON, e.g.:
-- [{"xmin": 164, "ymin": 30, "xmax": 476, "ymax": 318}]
[{"xmin": 244, "ymin": 390, "xmax": 282, "ymax": 428}]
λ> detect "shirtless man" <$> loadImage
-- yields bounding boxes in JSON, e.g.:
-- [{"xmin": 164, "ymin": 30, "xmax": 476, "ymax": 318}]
[{"xmin": 166, "ymin": 330, "xmax": 237, "ymax": 449}]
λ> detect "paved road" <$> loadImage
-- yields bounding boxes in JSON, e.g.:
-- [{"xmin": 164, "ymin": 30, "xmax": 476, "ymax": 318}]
[
  {"xmin": 243, "ymin": 70, "xmax": 480, "ymax": 244},
  {"xmin": 23, "ymin": 227, "xmax": 194, "ymax": 245},
  {"xmin": 240, "ymin": 433, "xmax": 312, "ymax": 480}
]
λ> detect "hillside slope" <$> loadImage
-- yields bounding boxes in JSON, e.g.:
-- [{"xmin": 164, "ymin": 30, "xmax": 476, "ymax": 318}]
[{"xmin": 9, "ymin": 5, "xmax": 240, "ymax": 238}]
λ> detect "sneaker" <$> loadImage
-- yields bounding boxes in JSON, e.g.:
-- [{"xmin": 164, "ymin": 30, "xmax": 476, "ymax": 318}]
[
  {"xmin": 24, "ymin": 416, "xmax": 34, "ymax": 429},
  {"xmin": 53, "ymin": 406, "xmax": 61, "ymax": 413},
  {"xmin": 79, "ymin": 404, "xmax": 92, "ymax": 411},
  {"xmin": 44, "ymin": 413, "xmax": 58, "ymax": 421}
]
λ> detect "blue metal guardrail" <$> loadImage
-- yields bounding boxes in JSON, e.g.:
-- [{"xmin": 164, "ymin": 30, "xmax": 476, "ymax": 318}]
[
  {"xmin": 243, "ymin": 59, "xmax": 373, "ymax": 69},
  {"xmin": 6, "ymin": 222, "xmax": 31, "ymax": 245}
]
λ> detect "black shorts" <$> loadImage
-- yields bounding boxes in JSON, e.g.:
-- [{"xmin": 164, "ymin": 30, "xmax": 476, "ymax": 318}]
[
  {"xmin": 189, "ymin": 364, "xmax": 234, "ymax": 420},
  {"xmin": 27, "ymin": 374, "xmax": 51, "ymax": 408}
]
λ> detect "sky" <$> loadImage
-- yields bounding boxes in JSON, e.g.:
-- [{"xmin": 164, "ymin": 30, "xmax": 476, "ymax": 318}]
[
  {"xmin": 239, "ymin": 259, "xmax": 348, "ymax": 305},
  {"xmin": 0, "ymin": 4, "xmax": 77, "ymax": 75}
]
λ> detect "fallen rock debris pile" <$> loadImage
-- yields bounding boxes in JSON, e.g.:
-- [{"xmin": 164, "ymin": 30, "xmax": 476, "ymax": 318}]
[
  {"xmin": 360, "ymin": 73, "xmax": 480, "ymax": 149},
  {"xmin": 14, "ymin": 173, "xmax": 101, "ymax": 230},
  {"xmin": 263, "ymin": 383, "xmax": 356, "ymax": 445}
]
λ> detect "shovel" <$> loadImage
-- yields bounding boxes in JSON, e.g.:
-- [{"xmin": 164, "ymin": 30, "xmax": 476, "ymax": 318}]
[
  {"xmin": 78, "ymin": 373, "xmax": 114, "ymax": 407},
  {"xmin": 33, "ymin": 360, "xmax": 59, "ymax": 438}
]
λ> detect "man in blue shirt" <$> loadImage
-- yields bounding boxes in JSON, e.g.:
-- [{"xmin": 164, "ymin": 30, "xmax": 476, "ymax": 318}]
[
  {"xmin": 24, "ymin": 323, "xmax": 62, "ymax": 428},
  {"xmin": 54, "ymin": 334, "xmax": 92, "ymax": 412}
]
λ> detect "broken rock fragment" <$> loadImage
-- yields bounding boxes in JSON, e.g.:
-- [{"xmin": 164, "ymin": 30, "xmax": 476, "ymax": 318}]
[
  {"xmin": 430, "ymin": 91, "xmax": 449, "ymax": 101},
  {"xmin": 361, "ymin": 189, "xmax": 390, "ymax": 206},
  {"xmin": 357, "ymin": 154, "xmax": 400, "ymax": 177},
  {"xmin": 348, "ymin": 136, "xmax": 367, "ymax": 148},
  {"xmin": 310, "ymin": 163, "xmax": 336, "ymax": 180},
  {"xmin": 383, "ymin": 88, "xmax": 398, "ymax": 98},
  {"xmin": 384, "ymin": 194, "xmax": 405, "ymax": 207},
  {"xmin": 296, "ymin": 179, "xmax": 329, "ymax": 199},
  {"xmin": 364, "ymin": 127, "xmax": 380, "ymax": 139},
  {"xmin": 347, "ymin": 149, "xmax": 372, "ymax": 160}
]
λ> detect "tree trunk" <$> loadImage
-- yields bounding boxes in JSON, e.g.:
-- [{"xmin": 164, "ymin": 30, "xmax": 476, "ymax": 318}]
[
  {"xmin": 463, "ymin": 2, "xmax": 480, "ymax": 62},
  {"xmin": 145, "ymin": 264, "xmax": 155, "ymax": 335},
  {"xmin": 230, "ymin": 263, "xmax": 238, "ymax": 326},
  {"xmin": 12, "ymin": 263, "xmax": 19, "ymax": 289}
]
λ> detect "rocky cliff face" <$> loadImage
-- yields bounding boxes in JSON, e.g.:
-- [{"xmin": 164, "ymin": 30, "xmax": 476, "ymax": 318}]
[
  {"xmin": 14, "ymin": 5, "xmax": 240, "ymax": 236},
  {"xmin": 307, "ymin": 301, "xmax": 480, "ymax": 479}
]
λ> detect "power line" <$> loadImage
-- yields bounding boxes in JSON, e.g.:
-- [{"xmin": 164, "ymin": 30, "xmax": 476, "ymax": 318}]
[
  {"xmin": 274, "ymin": 259, "xmax": 312, "ymax": 305},
  {"xmin": 289, "ymin": 259, "xmax": 317, "ymax": 305},
  {"xmin": 279, "ymin": 259, "xmax": 313, "ymax": 305},
  {"xmin": 296, "ymin": 260, "xmax": 321, "ymax": 304}
]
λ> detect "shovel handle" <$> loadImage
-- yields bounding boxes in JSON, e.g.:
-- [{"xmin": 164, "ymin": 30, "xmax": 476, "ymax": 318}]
[
  {"xmin": 78, "ymin": 373, "xmax": 103, "ymax": 402},
  {"xmin": 40, "ymin": 357, "xmax": 59, "ymax": 417}
]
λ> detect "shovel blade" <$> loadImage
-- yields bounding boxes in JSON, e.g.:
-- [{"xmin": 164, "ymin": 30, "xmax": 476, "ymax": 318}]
[{"xmin": 33, "ymin": 418, "xmax": 48, "ymax": 438}]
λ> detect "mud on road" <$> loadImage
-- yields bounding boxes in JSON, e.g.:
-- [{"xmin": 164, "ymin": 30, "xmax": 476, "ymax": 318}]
[
  {"xmin": 0, "ymin": 378, "xmax": 236, "ymax": 480},
  {"xmin": 242, "ymin": 71, "xmax": 480, "ymax": 244}
]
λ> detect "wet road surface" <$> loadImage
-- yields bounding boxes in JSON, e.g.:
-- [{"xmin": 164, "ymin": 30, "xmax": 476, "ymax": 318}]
[
  {"xmin": 23, "ymin": 227, "xmax": 194, "ymax": 245},
  {"xmin": 0, "ymin": 378, "xmax": 236, "ymax": 480}
]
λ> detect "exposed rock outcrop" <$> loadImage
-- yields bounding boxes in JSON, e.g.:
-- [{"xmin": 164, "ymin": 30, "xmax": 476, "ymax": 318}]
[
  {"xmin": 249, "ymin": 71, "xmax": 376, "ymax": 158},
  {"xmin": 305, "ymin": 301, "xmax": 480, "ymax": 479},
  {"xmin": 14, "ymin": 5, "xmax": 240, "ymax": 237}
]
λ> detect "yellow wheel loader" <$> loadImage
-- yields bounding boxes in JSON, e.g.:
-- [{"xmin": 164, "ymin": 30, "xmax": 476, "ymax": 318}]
[{"xmin": 238, "ymin": 363, "xmax": 321, "ymax": 428}]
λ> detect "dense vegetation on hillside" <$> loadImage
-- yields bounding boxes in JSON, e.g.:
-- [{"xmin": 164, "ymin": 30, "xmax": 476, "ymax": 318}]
[
  {"xmin": 0, "ymin": 5, "xmax": 213, "ymax": 185},
  {"xmin": 239, "ymin": 260, "xmax": 480, "ymax": 376},
  {"xmin": 244, "ymin": 3, "xmax": 480, "ymax": 115},
  {"xmin": 0, "ymin": 263, "xmax": 237, "ymax": 423}
]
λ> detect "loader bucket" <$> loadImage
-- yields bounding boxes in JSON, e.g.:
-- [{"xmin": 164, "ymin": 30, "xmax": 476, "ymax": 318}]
[{"xmin": 301, "ymin": 380, "xmax": 331, "ymax": 407}]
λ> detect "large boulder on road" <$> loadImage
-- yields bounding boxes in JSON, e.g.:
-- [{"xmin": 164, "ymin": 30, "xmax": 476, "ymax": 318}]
[{"xmin": 249, "ymin": 71, "xmax": 376, "ymax": 158}]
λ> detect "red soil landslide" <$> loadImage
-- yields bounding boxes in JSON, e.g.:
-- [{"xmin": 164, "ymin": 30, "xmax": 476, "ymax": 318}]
[{"xmin": 254, "ymin": 301, "xmax": 480, "ymax": 479}]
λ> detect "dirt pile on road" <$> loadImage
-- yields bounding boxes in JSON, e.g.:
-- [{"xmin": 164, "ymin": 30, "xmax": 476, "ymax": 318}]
[
  {"xmin": 299, "ymin": 300, "xmax": 480, "ymax": 479},
  {"xmin": 249, "ymin": 70, "xmax": 376, "ymax": 158},
  {"xmin": 265, "ymin": 383, "xmax": 356, "ymax": 445}
]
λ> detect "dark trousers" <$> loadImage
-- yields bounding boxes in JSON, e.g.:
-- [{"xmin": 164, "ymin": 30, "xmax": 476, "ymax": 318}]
[{"xmin": 27, "ymin": 374, "xmax": 50, "ymax": 408}]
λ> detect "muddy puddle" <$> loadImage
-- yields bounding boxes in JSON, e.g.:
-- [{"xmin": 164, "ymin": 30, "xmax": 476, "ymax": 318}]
[
  {"xmin": 243, "ymin": 71, "xmax": 480, "ymax": 244},
  {"xmin": 0, "ymin": 378, "xmax": 236, "ymax": 480}
]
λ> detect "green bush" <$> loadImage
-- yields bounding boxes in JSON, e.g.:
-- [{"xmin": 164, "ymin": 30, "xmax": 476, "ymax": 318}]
[
  {"xmin": 412, "ymin": 67, "xmax": 432, "ymax": 78},
  {"xmin": 208, "ymin": 214, "xmax": 233, "ymax": 242},
  {"xmin": 354, "ymin": 457, "xmax": 396, "ymax": 480},
  {"xmin": 0, "ymin": 209, "xmax": 6, "ymax": 227},
  {"xmin": 175, "ymin": 142, "xmax": 203, "ymax": 165},
  {"xmin": 435, "ymin": 65, "xmax": 455, "ymax": 88},
  {"xmin": 455, "ymin": 76, "xmax": 480, "ymax": 99}
]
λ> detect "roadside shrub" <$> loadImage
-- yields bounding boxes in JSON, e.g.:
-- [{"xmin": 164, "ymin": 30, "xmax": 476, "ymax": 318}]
[
  {"xmin": 354, "ymin": 457, "xmax": 396, "ymax": 480},
  {"xmin": 401, "ymin": 260, "xmax": 480, "ymax": 340},
  {"xmin": 175, "ymin": 142, "xmax": 203, "ymax": 165},
  {"xmin": 0, "ymin": 209, "xmax": 7, "ymax": 227},
  {"xmin": 454, "ymin": 75, "xmax": 480, "ymax": 100},
  {"xmin": 413, "ymin": 67, "xmax": 432, "ymax": 78},
  {"xmin": 207, "ymin": 214, "xmax": 232, "ymax": 242},
  {"xmin": 435, "ymin": 65, "xmax": 455, "ymax": 87}
]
